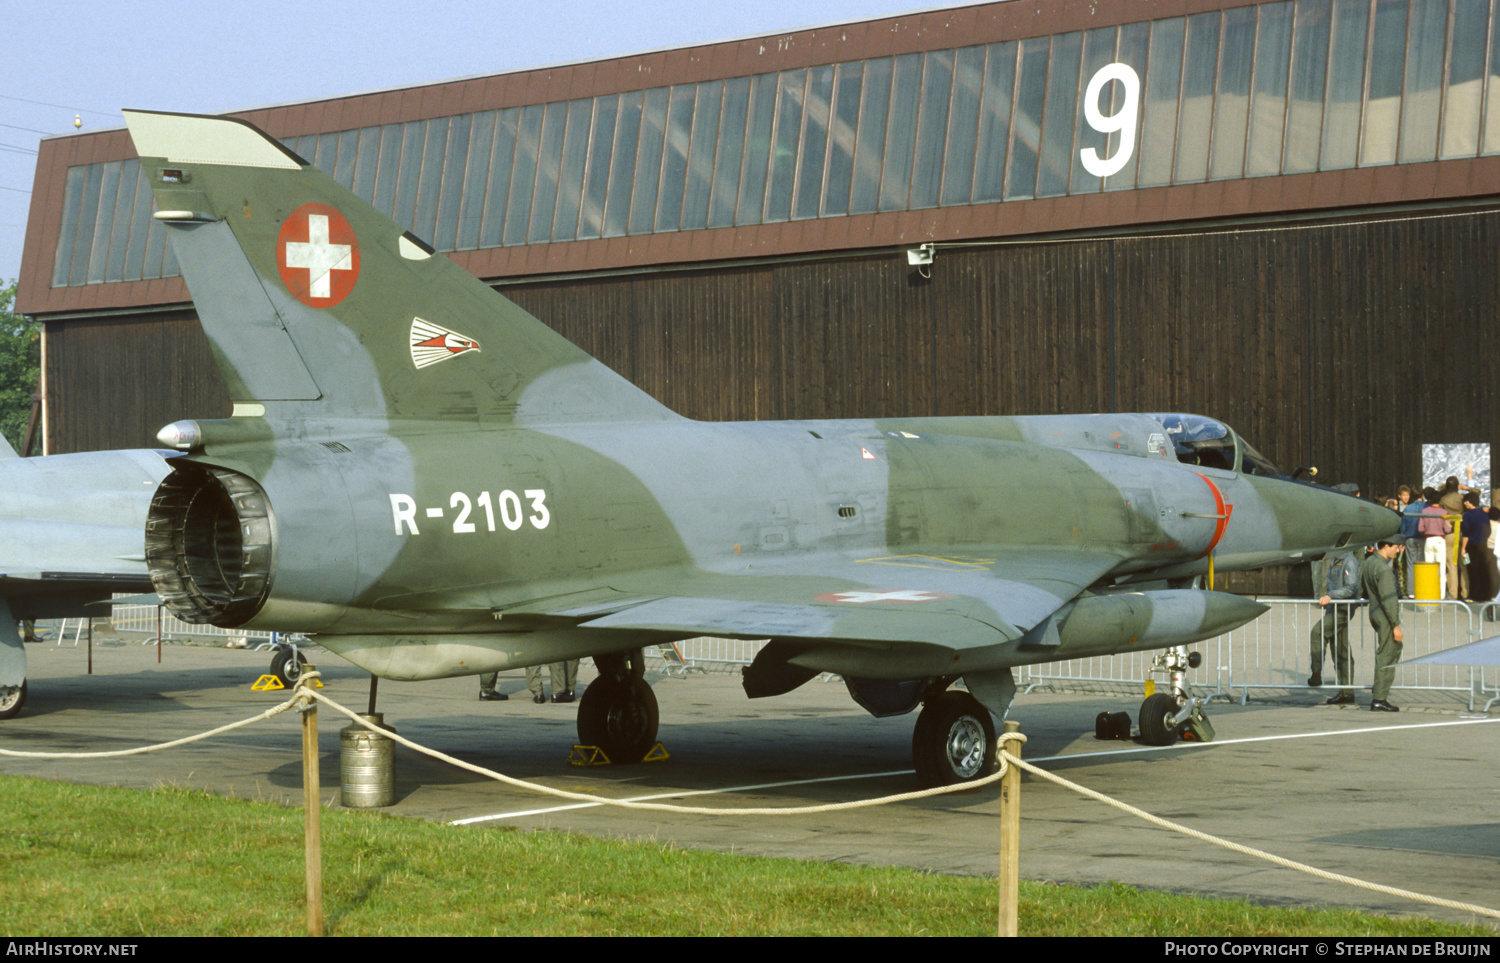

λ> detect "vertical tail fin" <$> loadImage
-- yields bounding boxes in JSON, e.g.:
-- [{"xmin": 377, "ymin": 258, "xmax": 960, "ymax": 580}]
[{"xmin": 123, "ymin": 110, "xmax": 675, "ymax": 428}]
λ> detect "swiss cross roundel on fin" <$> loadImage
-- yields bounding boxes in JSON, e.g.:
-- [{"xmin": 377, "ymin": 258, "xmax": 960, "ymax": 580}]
[
  {"xmin": 410, "ymin": 317, "xmax": 481, "ymax": 369},
  {"xmin": 276, "ymin": 203, "xmax": 360, "ymax": 307}
]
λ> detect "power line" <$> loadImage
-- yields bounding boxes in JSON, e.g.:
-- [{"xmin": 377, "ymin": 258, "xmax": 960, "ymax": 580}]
[{"xmin": 0, "ymin": 95, "xmax": 114, "ymax": 119}]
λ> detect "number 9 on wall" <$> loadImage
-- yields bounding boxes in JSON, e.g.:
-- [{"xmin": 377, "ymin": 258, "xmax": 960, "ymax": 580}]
[{"xmin": 1079, "ymin": 63, "xmax": 1141, "ymax": 179}]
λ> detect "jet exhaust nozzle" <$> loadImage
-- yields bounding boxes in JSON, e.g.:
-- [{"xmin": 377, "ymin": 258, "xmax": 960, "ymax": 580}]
[{"xmin": 144, "ymin": 464, "xmax": 274, "ymax": 625}]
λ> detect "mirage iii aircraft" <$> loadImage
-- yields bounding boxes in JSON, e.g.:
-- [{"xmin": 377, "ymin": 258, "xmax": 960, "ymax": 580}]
[
  {"xmin": 123, "ymin": 110, "xmax": 1398, "ymax": 785},
  {"xmin": 0, "ymin": 442, "xmax": 168, "ymax": 719}
]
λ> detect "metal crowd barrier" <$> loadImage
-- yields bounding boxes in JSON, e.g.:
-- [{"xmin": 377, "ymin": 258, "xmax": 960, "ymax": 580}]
[
  {"xmin": 648, "ymin": 637, "xmax": 767, "ymax": 676},
  {"xmin": 41, "ymin": 599, "xmax": 277, "ymax": 648},
  {"xmin": 1018, "ymin": 646, "xmax": 1231, "ymax": 701},
  {"xmin": 1474, "ymin": 602, "xmax": 1500, "ymax": 713},
  {"xmin": 1021, "ymin": 597, "xmax": 1499, "ymax": 711},
  {"xmin": 106, "ymin": 601, "xmax": 276, "ymax": 646}
]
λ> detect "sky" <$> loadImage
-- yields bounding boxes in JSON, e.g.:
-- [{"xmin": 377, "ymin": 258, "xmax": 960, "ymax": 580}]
[{"xmin": 0, "ymin": 0, "xmax": 975, "ymax": 294}]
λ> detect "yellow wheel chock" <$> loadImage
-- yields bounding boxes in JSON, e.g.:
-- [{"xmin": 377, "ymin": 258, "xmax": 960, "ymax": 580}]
[
  {"xmin": 251, "ymin": 674, "xmax": 322, "ymax": 691},
  {"xmin": 568, "ymin": 743, "xmax": 669, "ymax": 766},
  {"xmin": 569, "ymin": 745, "xmax": 611, "ymax": 766}
]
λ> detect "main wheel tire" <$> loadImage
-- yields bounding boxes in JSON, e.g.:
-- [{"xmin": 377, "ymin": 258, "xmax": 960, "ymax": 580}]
[
  {"xmin": 912, "ymin": 691, "xmax": 998, "ymax": 787},
  {"xmin": 270, "ymin": 649, "xmax": 307, "ymax": 688},
  {"xmin": 0, "ymin": 680, "xmax": 26, "ymax": 720},
  {"xmin": 1139, "ymin": 692, "xmax": 1181, "ymax": 746},
  {"xmin": 576, "ymin": 677, "xmax": 659, "ymax": 763}
]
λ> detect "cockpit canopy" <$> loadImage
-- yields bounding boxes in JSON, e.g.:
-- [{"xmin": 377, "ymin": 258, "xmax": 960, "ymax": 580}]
[{"xmin": 1149, "ymin": 413, "xmax": 1283, "ymax": 478}]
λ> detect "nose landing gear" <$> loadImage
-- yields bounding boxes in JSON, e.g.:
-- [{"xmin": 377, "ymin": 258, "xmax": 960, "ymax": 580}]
[{"xmin": 1139, "ymin": 646, "xmax": 1214, "ymax": 746}]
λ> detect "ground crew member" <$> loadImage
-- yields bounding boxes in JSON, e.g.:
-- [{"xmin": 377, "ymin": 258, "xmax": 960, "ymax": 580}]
[
  {"xmin": 1360, "ymin": 536, "xmax": 1405, "ymax": 713},
  {"xmin": 1309, "ymin": 548, "xmax": 1359, "ymax": 704}
]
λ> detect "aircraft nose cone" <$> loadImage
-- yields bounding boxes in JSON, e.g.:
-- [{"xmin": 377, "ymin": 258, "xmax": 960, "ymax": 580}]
[
  {"xmin": 1250, "ymin": 481, "xmax": 1403, "ymax": 560},
  {"xmin": 1348, "ymin": 500, "xmax": 1402, "ymax": 546},
  {"xmin": 1297, "ymin": 487, "xmax": 1401, "ymax": 552}
]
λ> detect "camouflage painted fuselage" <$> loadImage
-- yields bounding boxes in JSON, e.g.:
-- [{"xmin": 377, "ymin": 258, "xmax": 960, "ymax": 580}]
[
  {"xmin": 124, "ymin": 110, "xmax": 1397, "ymax": 688},
  {"xmin": 147, "ymin": 409, "xmax": 1390, "ymax": 682}
]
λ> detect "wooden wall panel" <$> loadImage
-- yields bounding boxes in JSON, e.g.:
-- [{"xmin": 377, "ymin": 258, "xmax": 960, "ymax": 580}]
[{"xmin": 44, "ymin": 309, "xmax": 231, "ymax": 454}]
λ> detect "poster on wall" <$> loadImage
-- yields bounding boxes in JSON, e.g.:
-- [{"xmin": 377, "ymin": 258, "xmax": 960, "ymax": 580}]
[{"xmin": 1422, "ymin": 444, "xmax": 1491, "ymax": 504}]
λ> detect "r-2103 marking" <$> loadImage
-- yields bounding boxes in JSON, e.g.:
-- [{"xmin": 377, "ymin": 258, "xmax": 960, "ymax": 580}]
[{"xmin": 389, "ymin": 490, "xmax": 550, "ymax": 535}]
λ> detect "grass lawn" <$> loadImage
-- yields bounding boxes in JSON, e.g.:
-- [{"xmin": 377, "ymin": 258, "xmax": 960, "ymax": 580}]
[{"xmin": 0, "ymin": 775, "xmax": 1492, "ymax": 937}]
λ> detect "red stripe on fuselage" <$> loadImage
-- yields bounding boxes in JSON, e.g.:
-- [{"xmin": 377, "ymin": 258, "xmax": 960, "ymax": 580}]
[{"xmin": 1194, "ymin": 472, "xmax": 1233, "ymax": 559}]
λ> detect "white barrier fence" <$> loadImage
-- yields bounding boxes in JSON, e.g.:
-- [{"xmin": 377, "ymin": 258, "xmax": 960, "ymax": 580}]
[
  {"xmin": 106, "ymin": 601, "xmax": 275, "ymax": 645},
  {"xmin": 1024, "ymin": 598, "xmax": 1499, "ymax": 711},
  {"xmin": 38, "ymin": 599, "xmax": 277, "ymax": 650}
]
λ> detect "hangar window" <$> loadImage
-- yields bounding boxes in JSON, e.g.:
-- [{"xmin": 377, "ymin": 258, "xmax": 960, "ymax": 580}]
[{"xmin": 48, "ymin": 0, "xmax": 1500, "ymax": 289}]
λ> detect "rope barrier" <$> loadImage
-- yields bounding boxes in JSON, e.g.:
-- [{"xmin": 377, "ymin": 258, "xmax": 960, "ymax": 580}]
[
  {"xmin": 0, "ymin": 692, "xmax": 303, "ymax": 758},
  {"xmin": 309, "ymin": 686, "xmax": 1024, "ymax": 814},
  {"xmin": 1001, "ymin": 749, "xmax": 1500, "ymax": 922}
]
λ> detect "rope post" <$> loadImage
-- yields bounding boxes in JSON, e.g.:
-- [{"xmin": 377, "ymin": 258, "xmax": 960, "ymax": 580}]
[
  {"xmin": 299, "ymin": 674, "xmax": 324, "ymax": 937},
  {"xmin": 998, "ymin": 721, "xmax": 1022, "ymax": 938}
]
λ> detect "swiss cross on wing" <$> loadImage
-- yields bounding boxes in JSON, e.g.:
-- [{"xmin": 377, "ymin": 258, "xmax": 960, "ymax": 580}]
[
  {"xmin": 814, "ymin": 589, "xmax": 954, "ymax": 604},
  {"xmin": 276, "ymin": 203, "xmax": 360, "ymax": 307}
]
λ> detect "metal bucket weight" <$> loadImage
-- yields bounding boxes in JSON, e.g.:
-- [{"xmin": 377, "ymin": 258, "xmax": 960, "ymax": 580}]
[{"xmin": 340, "ymin": 712, "xmax": 397, "ymax": 808}]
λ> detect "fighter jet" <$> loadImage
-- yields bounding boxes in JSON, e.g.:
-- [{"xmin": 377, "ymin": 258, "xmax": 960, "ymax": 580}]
[
  {"xmin": 123, "ymin": 110, "xmax": 1399, "ymax": 785},
  {"xmin": 0, "ymin": 440, "xmax": 168, "ymax": 718}
]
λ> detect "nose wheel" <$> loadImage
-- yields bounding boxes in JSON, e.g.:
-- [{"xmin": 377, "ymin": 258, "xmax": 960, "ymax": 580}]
[
  {"xmin": 1138, "ymin": 691, "xmax": 1183, "ymax": 746},
  {"xmin": 1140, "ymin": 645, "xmax": 1214, "ymax": 745}
]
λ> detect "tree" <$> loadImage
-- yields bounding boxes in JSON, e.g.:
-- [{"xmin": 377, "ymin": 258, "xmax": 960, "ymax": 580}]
[{"xmin": 0, "ymin": 282, "xmax": 40, "ymax": 454}]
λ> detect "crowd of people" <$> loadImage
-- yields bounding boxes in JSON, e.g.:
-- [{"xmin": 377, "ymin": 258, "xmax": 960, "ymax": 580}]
[{"xmin": 1384, "ymin": 475, "xmax": 1499, "ymax": 604}]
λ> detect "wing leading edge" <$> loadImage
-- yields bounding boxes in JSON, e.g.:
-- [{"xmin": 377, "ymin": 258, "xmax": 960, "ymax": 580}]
[{"xmin": 566, "ymin": 548, "xmax": 1125, "ymax": 654}]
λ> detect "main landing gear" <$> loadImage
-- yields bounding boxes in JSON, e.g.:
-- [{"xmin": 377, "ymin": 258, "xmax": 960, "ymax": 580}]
[
  {"xmin": 266, "ymin": 633, "xmax": 310, "ymax": 688},
  {"xmin": 912, "ymin": 689, "xmax": 998, "ymax": 786},
  {"xmin": 0, "ymin": 679, "xmax": 25, "ymax": 720},
  {"xmin": 1138, "ymin": 646, "xmax": 1214, "ymax": 746},
  {"xmin": 577, "ymin": 648, "xmax": 659, "ymax": 763},
  {"xmin": 907, "ymin": 668, "xmax": 1014, "ymax": 787}
]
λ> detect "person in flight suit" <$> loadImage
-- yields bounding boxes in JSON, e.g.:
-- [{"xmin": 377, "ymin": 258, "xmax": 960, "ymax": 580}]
[
  {"xmin": 1360, "ymin": 536, "xmax": 1406, "ymax": 713},
  {"xmin": 1309, "ymin": 548, "xmax": 1360, "ymax": 704}
]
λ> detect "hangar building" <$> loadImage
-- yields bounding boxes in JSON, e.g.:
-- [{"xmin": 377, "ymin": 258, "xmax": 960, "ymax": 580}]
[{"xmin": 16, "ymin": 0, "xmax": 1500, "ymax": 507}]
